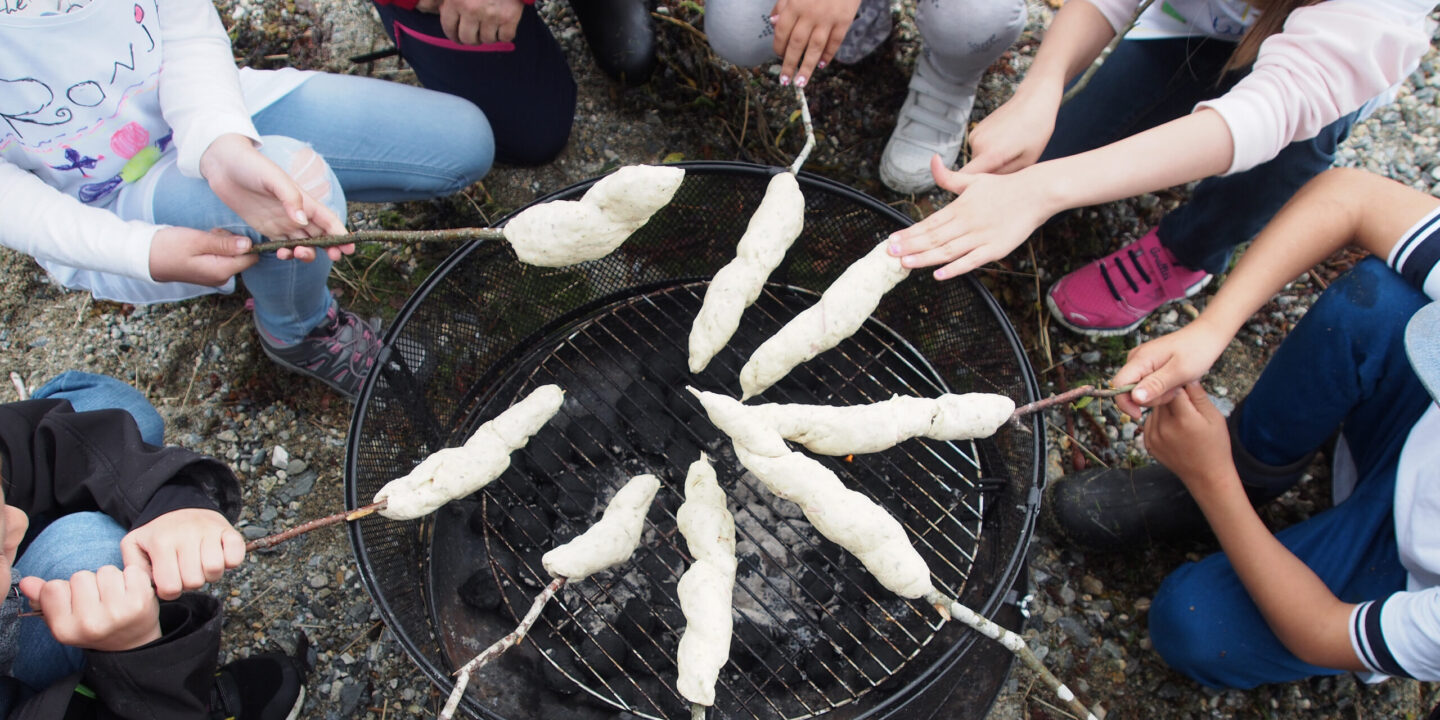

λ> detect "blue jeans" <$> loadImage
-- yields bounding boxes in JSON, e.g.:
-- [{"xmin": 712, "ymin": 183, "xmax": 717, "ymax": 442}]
[
  {"xmin": 1148, "ymin": 259, "xmax": 1430, "ymax": 688},
  {"xmin": 144, "ymin": 73, "xmax": 493, "ymax": 344},
  {"xmin": 1042, "ymin": 37, "xmax": 1359, "ymax": 275},
  {"xmin": 32, "ymin": 371, "xmax": 164, "ymax": 447}
]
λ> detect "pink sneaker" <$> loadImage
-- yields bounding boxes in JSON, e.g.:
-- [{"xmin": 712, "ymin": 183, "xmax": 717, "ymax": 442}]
[{"xmin": 1046, "ymin": 228, "xmax": 1211, "ymax": 337}]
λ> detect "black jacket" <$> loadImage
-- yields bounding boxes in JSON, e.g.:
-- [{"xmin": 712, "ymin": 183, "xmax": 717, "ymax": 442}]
[{"xmin": 1, "ymin": 399, "xmax": 242, "ymax": 720}]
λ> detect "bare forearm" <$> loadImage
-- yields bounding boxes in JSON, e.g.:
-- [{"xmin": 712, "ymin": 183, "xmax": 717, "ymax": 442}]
[
  {"xmin": 1200, "ymin": 168, "xmax": 1440, "ymax": 340},
  {"xmin": 1016, "ymin": 0, "xmax": 1117, "ymax": 98},
  {"xmin": 1190, "ymin": 472, "xmax": 1363, "ymax": 670},
  {"xmin": 1020, "ymin": 110, "xmax": 1233, "ymax": 221}
]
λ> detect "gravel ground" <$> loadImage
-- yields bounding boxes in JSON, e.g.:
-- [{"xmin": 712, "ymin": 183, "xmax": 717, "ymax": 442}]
[{"xmin": 7, "ymin": 1, "xmax": 1440, "ymax": 718}]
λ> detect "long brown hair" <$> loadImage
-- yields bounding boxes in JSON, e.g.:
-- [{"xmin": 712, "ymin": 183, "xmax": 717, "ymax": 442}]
[{"xmin": 1224, "ymin": 0, "xmax": 1326, "ymax": 73}]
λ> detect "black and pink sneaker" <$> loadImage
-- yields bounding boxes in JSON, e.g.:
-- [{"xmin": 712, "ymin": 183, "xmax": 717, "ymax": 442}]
[{"xmin": 257, "ymin": 305, "xmax": 382, "ymax": 399}]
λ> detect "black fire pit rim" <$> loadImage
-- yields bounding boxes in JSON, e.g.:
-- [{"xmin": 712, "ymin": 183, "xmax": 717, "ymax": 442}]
[{"xmin": 343, "ymin": 160, "xmax": 1045, "ymax": 720}]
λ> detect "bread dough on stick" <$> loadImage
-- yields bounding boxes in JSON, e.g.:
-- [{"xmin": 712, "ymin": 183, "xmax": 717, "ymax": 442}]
[
  {"xmin": 504, "ymin": 165, "xmax": 685, "ymax": 267},
  {"xmin": 689, "ymin": 389, "xmax": 934, "ymax": 599},
  {"xmin": 688, "ymin": 172, "xmax": 805, "ymax": 373},
  {"xmin": 758, "ymin": 393, "xmax": 1016, "ymax": 455},
  {"xmin": 740, "ymin": 239, "xmax": 910, "ymax": 399},
  {"xmin": 542, "ymin": 474, "xmax": 660, "ymax": 581},
  {"xmin": 374, "ymin": 385, "xmax": 565, "ymax": 520},
  {"xmin": 675, "ymin": 455, "xmax": 737, "ymax": 707}
]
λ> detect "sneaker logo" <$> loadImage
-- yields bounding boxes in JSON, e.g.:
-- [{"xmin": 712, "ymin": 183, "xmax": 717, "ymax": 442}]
[{"xmin": 1149, "ymin": 247, "xmax": 1173, "ymax": 282}]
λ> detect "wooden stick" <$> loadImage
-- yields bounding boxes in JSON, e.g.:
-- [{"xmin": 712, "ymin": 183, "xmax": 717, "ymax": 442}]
[
  {"xmin": 9, "ymin": 372, "xmax": 27, "ymax": 401},
  {"xmin": 438, "ymin": 577, "xmax": 567, "ymax": 720},
  {"xmin": 1061, "ymin": 0, "xmax": 1156, "ymax": 105},
  {"xmin": 243, "ymin": 500, "xmax": 388, "ymax": 552},
  {"xmin": 788, "ymin": 86, "xmax": 816, "ymax": 175},
  {"xmin": 248, "ymin": 227, "xmax": 504, "ymax": 254},
  {"xmin": 691, "ymin": 703, "xmax": 708, "ymax": 720},
  {"xmin": 926, "ymin": 591, "xmax": 1101, "ymax": 720},
  {"xmin": 1011, "ymin": 383, "xmax": 1137, "ymax": 422}
]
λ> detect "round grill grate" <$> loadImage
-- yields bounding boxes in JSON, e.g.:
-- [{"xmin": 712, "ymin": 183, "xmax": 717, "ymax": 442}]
[{"xmin": 346, "ymin": 162, "xmax": 1042, "ymax": 720}]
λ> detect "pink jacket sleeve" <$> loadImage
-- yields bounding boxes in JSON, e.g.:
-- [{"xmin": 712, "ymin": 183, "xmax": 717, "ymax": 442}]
[{"xmin": 1199, "ymin": 1, "xmax": 1432, "ymax": 175}]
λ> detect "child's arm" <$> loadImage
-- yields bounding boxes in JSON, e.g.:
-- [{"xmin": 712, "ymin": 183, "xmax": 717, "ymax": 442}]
[
  {"xmin": 120, "ymin": 508, "xmax": 246, "ymax": 601},
  {"xmin": 962, "ymin": 0, "xmax": 1118, "ymax": 176},
  {"xmin": 771, "ymin": 0, "xmax": 863, "ymax": 87},
  {"xmin": 1111, "ymin": 168, "xmax": 1440, "ymax": 415},
  {"xmin": 1146, "ymin": 384, "xmax": 1364, "ymax": 669},
  {"xmin": 18, "ymin": 566, "xmax": 162, "ymax": 652},
  {"xmin": 156, "ymin": 0, "xmax": 347, "ymax": 249},
  {"xmin": 888, "ymin": 0, "xmax": 1433, "ymax": 280}
]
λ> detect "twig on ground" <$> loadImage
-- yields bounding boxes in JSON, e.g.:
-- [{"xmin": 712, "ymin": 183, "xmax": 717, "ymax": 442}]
[
  {"xmin": 926, "ymin": 591, "xmax": 1102, "ymax": 720},
  {"xmin": 10, "ymin": 373, "xmax": 27, "ymax": 401},
  {"xmin": 439, "ymin": 577, "xmax": 567, "ymax": 720}
]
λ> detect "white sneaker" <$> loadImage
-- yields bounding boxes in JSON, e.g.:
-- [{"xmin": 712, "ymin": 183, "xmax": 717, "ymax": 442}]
[{"xmin": 879, "ymin": 52, "xmax": 976, "ymax": 194}]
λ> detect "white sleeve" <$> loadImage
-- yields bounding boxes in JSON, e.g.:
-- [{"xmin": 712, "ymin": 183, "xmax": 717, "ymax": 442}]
[
  {"xmin": 1077, "ymin": 0, "xmax": 1140, "ymax": 34},
  {"xmin": 1196, "ymin": 0, "xmax": 1432, "ymax": 175},
  {"xmin": 157, "ymin": 0, "xmax": 261, "ymax": 179},
  {"xmin": 1387, "ymin": 204, "xmax": 1440, "ymax": 301},
  {"xmin": 1351, "ymin": 589, "xmax": 1440, "ymax": 681},
  {"xmin": 0, "ymin": 161, "xmax": 158, "ymax": 282}
]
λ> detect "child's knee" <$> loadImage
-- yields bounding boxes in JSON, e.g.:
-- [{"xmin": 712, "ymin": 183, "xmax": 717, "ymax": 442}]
[
  {"xmin": 917, "ymin": 0, "xmax": 1026, "ymax": 61},
  {"xmin": 1148, "ymin": 570, "xmax": 1231, "ymax": 686},
  {"xmin": 438, "ymin": 98, "xmax": 495, "ymax": 189},
  {"xmin": 1311, "ymin": 257, "xmax": 1426, "ymax": 337},
  {"xmin": 256, "ymin": 136, "xmax": 345, "ymax": 217},
  {"xmin": 15, "ymin": 512, "xmax": 126, "ymax": 581}
]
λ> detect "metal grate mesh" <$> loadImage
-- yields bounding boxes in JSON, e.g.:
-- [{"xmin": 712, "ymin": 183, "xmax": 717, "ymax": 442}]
[{"xmin": 347, "ymin": 162, "xmax": 1042, "ymax": 720}]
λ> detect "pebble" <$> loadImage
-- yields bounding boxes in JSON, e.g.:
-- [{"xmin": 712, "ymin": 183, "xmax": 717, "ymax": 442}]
[
  {"xmin": 271, "ymin": 446, "xmax": 290, "ymax": 469},
  {"xmin": 1080, "ymin": 575, "xmax": 1104, "ymax": 596}
]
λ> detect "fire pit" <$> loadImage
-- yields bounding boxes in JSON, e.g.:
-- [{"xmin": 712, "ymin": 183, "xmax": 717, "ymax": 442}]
[{"xmin": 346, "ymin": 162, "xmax": 1042, "ymax": 720}]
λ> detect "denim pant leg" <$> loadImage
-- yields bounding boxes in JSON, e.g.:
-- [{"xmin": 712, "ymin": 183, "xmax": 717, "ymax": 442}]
[
  {"xmin": 250, "ymin": 73, "xmax": 495, "ymax": 201},
  {"xmin": 1161, "ymin": 110, "xmax": 1359, "ymax": 274},
  {"xmin": 1041, "ymin": 37, "xmax": 1238, "ymax": 162},
  {"xmin": 147, "ymin": 136, "xmax": 343, "ymax": 346},
  {"xmin": 30, "ymin": 371, "xmax": 163, "ymax": 446},
  {"xmin": 1236, "ymin": 257, "xmax": 1433, "ymax": 470},
  {"xmin": 10, "ymin": 513, "xmax": 127, "ymax": 697}
]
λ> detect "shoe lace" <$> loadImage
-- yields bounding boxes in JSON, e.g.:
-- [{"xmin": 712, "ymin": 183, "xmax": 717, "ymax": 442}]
[
  {"xmin": 1098, "ymin": 248, "xmax": 1157, "ymax": 301},
  {"xmin": 327, "ymin": 311, "xmax": 381, "ymax": 369}
]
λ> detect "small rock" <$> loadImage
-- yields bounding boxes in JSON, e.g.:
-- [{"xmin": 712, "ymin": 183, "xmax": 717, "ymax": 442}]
[
  {"xmin": 308, "ymin": 573, "xmax": 329, "ymax": 589},
  {"xmin": 216, "ymin": 430, "xmax": 239, "ymax": 443},
  {"xmin": 286, "ymin": 459, "xmax": 308, "ymax": 475},
  {"xmin": 1080, "ymin": 350, "xmax": 1101, "ymax": 364},
  {"xmin": 1058, "ymin": 584, "xmax": 1077, "ymax": 606},
  {"xmin": 271, "ymin": 446, "xmax": 290, "ymax": 469},
  {"xmin": 1080, "ymin": 575, "xmax": 1104, "ymax": 596}
]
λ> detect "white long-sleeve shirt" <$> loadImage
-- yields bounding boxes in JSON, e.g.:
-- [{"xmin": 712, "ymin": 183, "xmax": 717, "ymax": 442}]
[
  {"xmin": 0, "ymin": 0, "xmax": 307, "ymax": 302},
  {"xmin": 1082, "ymin": 0, "xmax": 1434, "ymax": 175}
]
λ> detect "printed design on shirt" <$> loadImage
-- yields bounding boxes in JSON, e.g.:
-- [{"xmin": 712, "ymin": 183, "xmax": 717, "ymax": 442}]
[
  {"xmin": 77, "ymin": 122, "xmax": 171, "ymax": 203},
  {"xmin": 0, "ymin": 0, "xmax": 158, "ymax": 142},
  {"xmin": 0, "ymin": 0, "xmax": 29, "ymax": 14}
]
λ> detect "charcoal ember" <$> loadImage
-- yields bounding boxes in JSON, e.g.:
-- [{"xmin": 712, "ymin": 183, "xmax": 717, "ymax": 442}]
[
  {"xmin": 615, "ymin": 597, "xmax": 657, "ymax": 645},
  {"xmin": 536, "ymin": 481, "xmax": 559, "ymax": 504},
  {"xmin": 799, "ymin": 568, "xmax": 836, "ymax": 605},
  {"xmin": 666, "ymin": 386, "xmax": 702, "ymax": 420},
  {"xmin": 760, "ymin": 647, "xmax": 803, "ymax": 686},
  {"xmin": 579, "ymin": 627, "xmax": 627, "ymax": 679},
  {"xmin": 835, "ymin": 564, "xmax": 880, "ymax": 602},
  {"xmin": 802, "ymin": 643, "xmax": 843, "ymax": 687},
  {"xmin": 626, "ymin": 411, "xmax": 673, "ymax": 456},
  {"xmin": 645, "ymin": 489, "xmax": 681, "ymax": 526},
  {"xmin": 499, "ymin": 580, "xmax": 535, "ymax": 624},
  {"xmin": 568, "ymin": 417, "xmax": 612, "ymax": 459},
  {"xmin": 854, "ymin": 649, "xmax": 890, "ymax": 683},
  {"xmin": 467, "ymin": 498, "xmax": 506, "ymax": 534},
  {"xmin": 651, "ymin": 604, "xmax": 685, "ymax": 640},
  {"xmin": 553, "ymin": 472, "xmax": 595, "ymax": 517},
  {"xmin": 819, "ymin": 606, "xmax": 870, "ymax": 651},
  {"xmin": 662, "ymin": 437, "xmax": 700, "ymax": 476},
  {"xmin": 456, "ymin": 566, "xmax": 503, "ymax": 611},
  {"xmin": 523, "ymin": 427, "xmax": 571, "ymax": 476},
  {"xmin": 505, "ymin": 504, "xmax": 552, "ymax": 548},
  {"xmin": 730, "ymin": 618, "xmax": 772, "ymax": 670},
  {"xmin": 637, "ymin": 551, "xmax": 681, "ymax": 586},
  {"xmin": 615, "ymin": 393, "xmax": 659, "ymax": 423},
  {"xmin": 497, "ymin": 469, "xmax": 538, "ymax": 501},
  {"xmin": 735, "ymin": 552, "xmax": 763, "ymax": 577},
  {"xmin": 684, "ymin": 414, "xmax": 720, "ymax": 446},
  {"xmin": 539, "ymin": 653, "xmax": 582, "ymax": 695},
  {"xmin": 550, "ymin": 517, "xmax": 583, "ymax": 545},
  {"xmin": 516, "ymin": 547, "xmax": 549, "ymax": 588}
]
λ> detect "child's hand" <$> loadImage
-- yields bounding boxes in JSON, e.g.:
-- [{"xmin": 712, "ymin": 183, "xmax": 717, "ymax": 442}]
[
  {"xmin": 436, "ymin": 0, "xmax": 523, "ymax": 44},
  {"xmin": 885, "ymin": 159, "xmax": 1050, "ymax": 279},
  {"xmin": 1111, "ymin": 320, "xmax": 1231, "ymax": 417},
  {"xmin": 770, "ymin": 0, "xmax": 862, "ymax": 86},
  {"xmin": 199, "ymin": 134, "xmax": 350, "ymax": 260},
  {"xmin": 961, "ymin": 84, "xmax": 1061, "ymax": 176},
  {"xmin": 121, "ymin": 508, "xmax": 245, "ymax": 601},
  {"xmin": 19, "ymin": 566, "xmax": 162, "ymax": 652},
  {"xmin": 1143, "ymin": 383, "xmax": 1236, "ymax": 497},
  {"xmin": 149, "ymin": 227, "xmax": 259, "ymax": 286}
]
